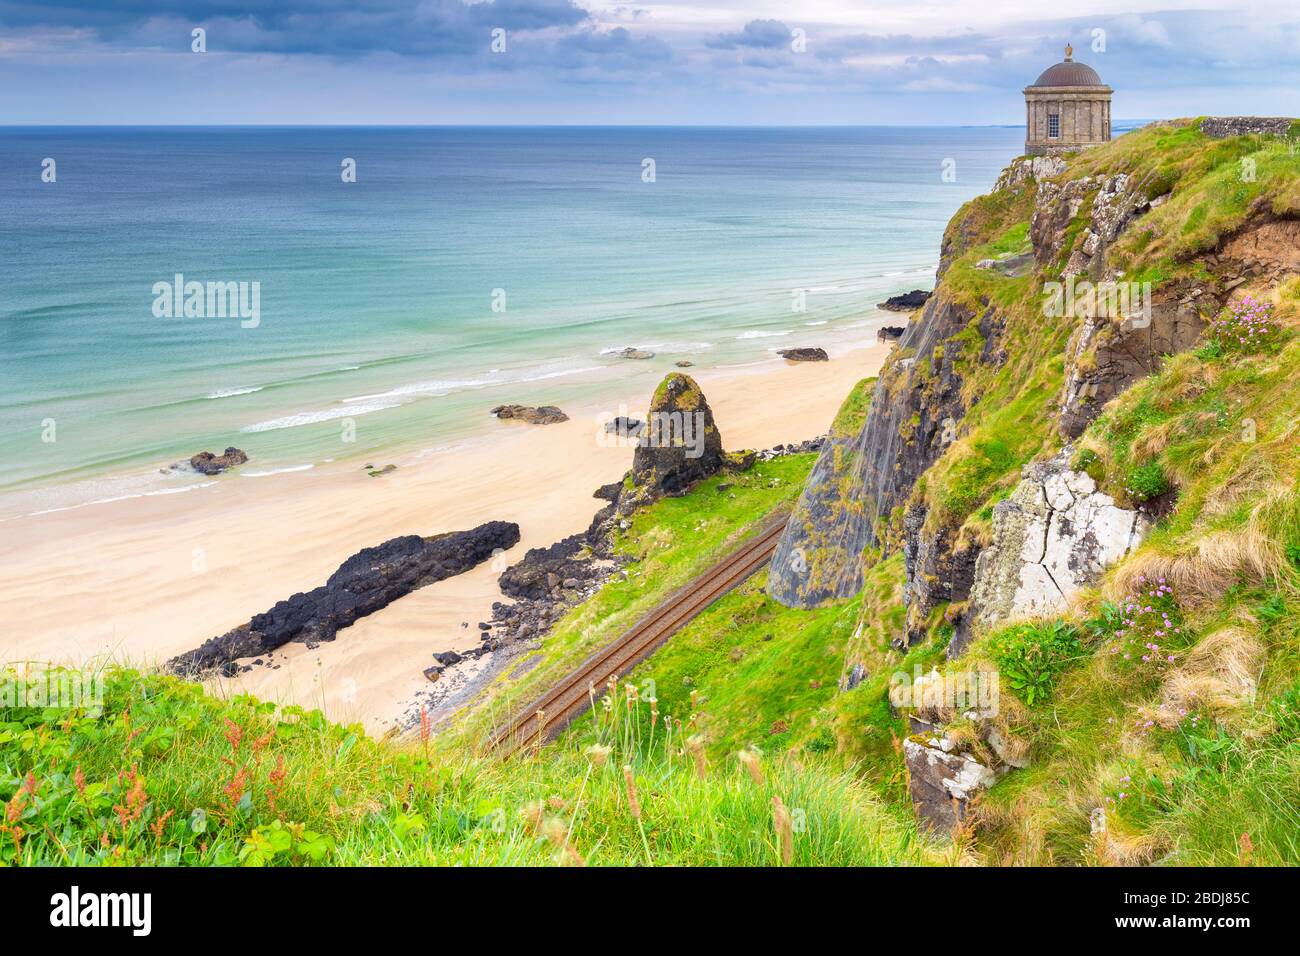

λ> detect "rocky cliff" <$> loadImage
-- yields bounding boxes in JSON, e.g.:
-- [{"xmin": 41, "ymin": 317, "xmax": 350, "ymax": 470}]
[
  {"xmin": 776, "ymin": 117, "xmax": 1300, "ymax": 652},
  {"xmin": 768, "ymin": 290, "xmax": 979, "ymax": 608},
  {"xmin": 782, "ymin": 118, "xmax": 1300, "ymax": 834}
]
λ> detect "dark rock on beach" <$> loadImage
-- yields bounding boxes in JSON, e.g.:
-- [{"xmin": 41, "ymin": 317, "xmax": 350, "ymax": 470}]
[
  {"xmin": 777, "ymin": 347, "xmax": 829, "ymax": 362},
  {"xmin": 614, "ymin": 347, "xmax": 655, "ymax": 360},
  {"xmin": 878, "ymin": 289, "xmax": 931, "ymax": 312},
  {"xmin": 490, "ymin": 404, "xmax": 569, "ymax": 425},
  {"xmin": 498, "ymin": 535, "xmax": 594, "ymax": 602},
  {"xmin": 593, "ymin": 481, "xmax": 623, "ymax": 503},
  {"xmin": 189, "ymin": 447, "xmax": 248, "ymax": 475},
  {"xmin": 168, "ymin": 520, "xmax": 521, "ymax": 676},
  {"xmin": 478, "ymin": 530, "xmax": 625, "ymax": 650},
  {"xmin": 877, "ymin": 325, "xmax": 906, "ymax": 343},
  {"xmin": 604, "ymin": 416, "xmax": 644, "ymax": 436}
]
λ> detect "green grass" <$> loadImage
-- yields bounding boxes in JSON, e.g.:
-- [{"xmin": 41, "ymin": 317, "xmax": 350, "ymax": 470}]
[
  {"xmin": 443, "ymin": 453, "xmax": 821, "ymax": 748},
  {"xmin": 830, "ymin": 376, "xmax": 877, "ymax": 439},
  {"xmin": 614, "ymin": 569, "xmax": 862, "ymax": 757},
  {"xmin": 0, "ymin": 667, "xmax": 937, "ymax": 866}
]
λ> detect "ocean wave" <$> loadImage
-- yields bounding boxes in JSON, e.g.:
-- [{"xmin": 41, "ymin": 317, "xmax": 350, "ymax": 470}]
[
  {"xmin": 206, "ymin": 386, "xmax": 265, "ymax": 399},
  {"xmin": 245, "ymin": 363, "xmax": 603, "ymax": 434},
  {"xmin": 240, "ymin": 464, "xmax": 315, "ymax": 477},
  {"xmin": 600, "ymin": 341, "xmax": 713, "ymax": 355},
  {"xmin": 18, "ymin": 480, "xmax": 219, "ymax": 519},
  {"xmin": 736, "ymin": 329, "xmax": 791, "ymax": 340},
  {"xmin": 343, "ymin": 378, "xmax": 493, "ymax": 403},
  {"xmin": 804, "ymin": 320, "xmax": 829, "ymax": 326},
  {"xmin": 241, "ymin": 399, "xmax": 403, "ymax": 433}
]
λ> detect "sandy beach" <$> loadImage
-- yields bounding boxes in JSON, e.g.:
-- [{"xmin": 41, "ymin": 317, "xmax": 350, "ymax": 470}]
[{"xmin": 1, "ymin": 342, "xmax": 890, "ymax": 734}]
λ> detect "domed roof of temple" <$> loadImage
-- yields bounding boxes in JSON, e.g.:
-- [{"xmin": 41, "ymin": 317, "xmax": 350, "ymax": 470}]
[{"xmin": 1031, "ymin": 45, "xmax": 1106, "ymax": 87}]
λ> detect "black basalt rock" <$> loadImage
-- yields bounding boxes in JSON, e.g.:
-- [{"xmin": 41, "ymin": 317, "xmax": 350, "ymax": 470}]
[{"xmin": 169, "ymin": 520, "xmax": 520, "ymax": 676}]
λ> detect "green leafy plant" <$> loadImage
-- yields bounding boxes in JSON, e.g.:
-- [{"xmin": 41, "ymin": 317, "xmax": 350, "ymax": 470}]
[
  {"xmin": 990, "ymin": 620, "xmax": 1083, "ymax": 706},
  {"xmin": 1124, "ymin": 461, "xmax": 1170, "ymax": 502}
]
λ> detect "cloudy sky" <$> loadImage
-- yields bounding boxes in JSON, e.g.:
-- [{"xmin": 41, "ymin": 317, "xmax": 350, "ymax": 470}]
[{"xmin": 2, "ymin": 1, "xmax": 1297, "ymax": 124}]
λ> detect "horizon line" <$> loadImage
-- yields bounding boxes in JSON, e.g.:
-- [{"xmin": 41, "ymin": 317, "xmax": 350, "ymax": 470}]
[{"xmin": 1, "ymin": 120, "xmax": 1164, "ymax": 130}]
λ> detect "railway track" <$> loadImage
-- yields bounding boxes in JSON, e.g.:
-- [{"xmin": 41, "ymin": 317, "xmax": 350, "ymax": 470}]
[{"xmin": 489, "ymin": 511, "xmax": 791, "ymax": 757}]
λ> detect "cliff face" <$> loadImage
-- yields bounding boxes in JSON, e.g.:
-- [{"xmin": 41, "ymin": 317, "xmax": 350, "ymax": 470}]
[
  {"xmin": 813, "ymin": 117, "xmax": 1300, "ymax": 846},
  {"xmin": 768, "ymin": 291, "xmax": 975, "ymax": 607},
  {"xmin": 774, "ymin": 117, "xmax": 1300, "ymax": 653}
]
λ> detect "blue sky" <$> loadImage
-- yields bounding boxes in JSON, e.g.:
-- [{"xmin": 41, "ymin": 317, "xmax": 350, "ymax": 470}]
[{"xmin": 1, "ymin": 1, "xmax": 1297, "ymax": 124}]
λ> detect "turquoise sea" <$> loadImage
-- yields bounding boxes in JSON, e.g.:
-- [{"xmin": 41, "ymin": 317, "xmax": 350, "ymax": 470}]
[{"xmin": 0, "ymin": 126, "xmax": 1024, "ymax": 518}]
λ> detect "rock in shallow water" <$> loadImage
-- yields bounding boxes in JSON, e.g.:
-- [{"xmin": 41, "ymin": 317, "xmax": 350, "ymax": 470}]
[{"xmin": 189, "ymin": 447, "xmax": 248, "ymax": 475}]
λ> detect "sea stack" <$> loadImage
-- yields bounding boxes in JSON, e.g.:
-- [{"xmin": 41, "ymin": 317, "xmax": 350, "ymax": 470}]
[{"xmin": 626, "ymin": 373, "xmax": 725, "ymax": 503}]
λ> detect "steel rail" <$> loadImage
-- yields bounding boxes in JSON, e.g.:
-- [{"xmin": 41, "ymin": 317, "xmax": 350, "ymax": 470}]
[{"xmin": 489, "ymin": 512, "xmax": 790, "ymax": 756}]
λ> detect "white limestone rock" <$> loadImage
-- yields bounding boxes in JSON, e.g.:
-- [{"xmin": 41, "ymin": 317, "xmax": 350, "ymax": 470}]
[
  {"xmin": 903, "ymin": 735, "xmax": 1001, "ymax": 832},
  {"xmin": 994, "ymin": 155, "xmax": 1067, "ymax": 192},
  {"xmin": 957, "ymin": 449, "xmax": 1150, "ymax": 652}
]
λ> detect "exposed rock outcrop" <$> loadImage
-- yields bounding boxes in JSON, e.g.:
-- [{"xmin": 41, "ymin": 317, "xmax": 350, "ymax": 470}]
[
  {"xmin": 498, "ymin": 535, "xmax": 597, "ymax": 602},
  {"xmin": 903, "ymin": 733, "xmax": 999, "ymax": 833},
  {"xmin": 777, "ymin": 347, "xmax": 828, "ymax": 362},
  {"xmin": 169, "ymin": 521, "xmax": 521, "ymax": 676},
  {"xmin": 769, "ymin": 291, "xmax": 979, "ymax": 607},
  {"xmin": 900, "ymin": 505, "xmax": 980, "ymax": 645},
  {"xmin": 491, "ymin": 404, "xmax": 569, "ymax": 425},
  {"xmin": 190, "ymin": 447, "xmax": 248, "ymax": 475},
  {"xmin": 877, "ymin": 325, "xmax": 906, "ymax": 342},
  {"xmin": 1026, "ymin": 162, "xmax": 1207, "ymax": 439},
  {"xmin": 878, "ymin": 290, "xmax": 931, "ymax": 312},
  {"xmin": 614, "ymin": 347, "xmax": 655, "ymax": 360},
  {"xmin": 479, "ymin": 533, "xmax": 621, "ymax": 648},
  {"xmin": 994, "ymin": 154, "xmax": 1066, "ymax": 192},
  {"xmin": 952, "ymin": 450, "xmax": 1150, "ymax": 657},
  {"xmin": 624, "ymin": 373, "xmax": 725, "ymax": 505},
  {"xmin": 1215, "ymin": 218, "xmax": 1300, "ymax": 281},
  {"xmin": 1057, "ymin": 281, "xmax": 1209, "ymax": 439},
  {"xmin": 1200, "ymin": 116, "xmax": 1294, "ymax": 139}
]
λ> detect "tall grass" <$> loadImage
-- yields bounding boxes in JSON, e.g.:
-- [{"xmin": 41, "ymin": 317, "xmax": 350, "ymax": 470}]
[{"xmin": 0, "ymin": 666, "xmax": 936, "ymax": 866}]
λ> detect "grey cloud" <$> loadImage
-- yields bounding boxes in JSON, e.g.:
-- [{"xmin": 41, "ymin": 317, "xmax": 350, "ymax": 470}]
[
  {"xmin": 0, "ymin": 0, "xmax": 590, "ymax": 57},
  {"xmin": 706, "ymin": 18, "xmax": 790, "ymax": 50}
]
